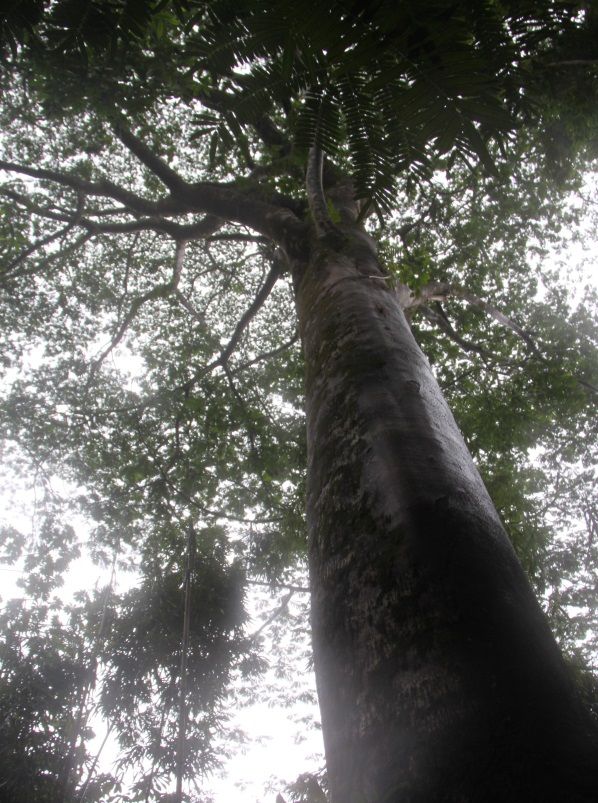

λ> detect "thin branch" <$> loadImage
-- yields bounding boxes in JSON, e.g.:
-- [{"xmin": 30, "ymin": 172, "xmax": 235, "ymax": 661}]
[
  {"xmin": 212, "ymin": 265, "xmax": 281, "ymax": 368},
  {"xmin": 251, "ymin": 114, "xmax": 292, "ymax": 152},
  {"xmin": 394, "ymin": 198, "xmax": 445, "ymax": 250},
  {"xmin": 250, "ymin": 591, "xmax": 294, "ymax": 639},
  {"xmin": 205, "ymin": 232, "xmax": 268, "ymax": 244},
  {"xmin": 142, "ymin": 701, "xmax": 169, "ymax": 803},
  {"xmin": 131, "ymin": 421, "xmax": 282, "ymax": 525},
  {"xmin": 203, "ymin": 253, "xmax": 284, "ymax": 374},
  {"xmin": 193, "ymin": 85, "xmax": 291, "ymax": 153},
  {"xmin": 231, "ymin": 331, "xmax": 300, "ymax": 374},
  {"xmin": 175, "ymin": 290, "xmax": 207, "ymax": 326},
  {"xmin": 60, "ymin": 550, "xmax": 118, "ymax": 802},
  {"xmin": 0, "ymin": 186, "xmax": 73, "ymax": 223},
  {"xmin": 175, "ymin": 525, "xmax": 196, "ymax": 803},
  {"xmin": 545, "ymin": 59, "xmax": 598, "ymax": 68},
  {"xmin": 91, "ymin": 240, "xmax": 187, "ymax": 371},
  {"xmin": 3, "ymin": 231, "xmax": 93, "ymax": 282},
  {"xmin": 453, "ymin": 287, "xmax": 540, "ymax": 354},
  {"xmin": 0, "ymin": 158, "xmax": 160, "ymax": 215},
  {"xmin": 223, "ymin": 363, "xmax": 258, "ymax": 458},
  {"xmin": 412, "ymin": 282, "xmax": 598, "ymax": 395},
  {"xmin": 576, "ymin": 376, "xmax": 598, "ymax": 395},
  {"xmin": 247, "ymin": 579, "xmax": 310, "ymax": 593},
  {"xmin": 82, "ymin": 213, "xmax": 223, "ymax": 240},
  {"xmin": 77, "ymin": 722, "xmax": 114, "ymax": 803},
  {"xmin": 440, "ymin": 365, "xmax": 481, "ymax": 390},
  {"xmin": 2, "ymin": 194, "xmax": 85, "ymax": 277},
  {"xmin": 421, "ymin": 304, "xmax": 494, "ymax": 359},
  {"xmin": 408, "ymin": 282, "xmax": 539, "ymax": 352},
  {"xmin": 249, "ymin": 157, "xmax": 302, "ymax": 183}
]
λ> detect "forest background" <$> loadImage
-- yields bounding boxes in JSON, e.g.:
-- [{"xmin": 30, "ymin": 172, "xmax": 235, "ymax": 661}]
[{"xmin": 0, "ymin": 2, "xmax": 597, "ymax": 802}]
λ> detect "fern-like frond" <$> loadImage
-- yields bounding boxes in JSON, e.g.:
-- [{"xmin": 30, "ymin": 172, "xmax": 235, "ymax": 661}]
[{"xmin": 182, "ymin": 0, "xmax": 584, "ymax": 214}]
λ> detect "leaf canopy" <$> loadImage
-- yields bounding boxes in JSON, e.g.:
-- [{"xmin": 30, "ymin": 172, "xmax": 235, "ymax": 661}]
[{"xmin": 0, "ymin": 1, "xmax": 597, "ymax": 800}]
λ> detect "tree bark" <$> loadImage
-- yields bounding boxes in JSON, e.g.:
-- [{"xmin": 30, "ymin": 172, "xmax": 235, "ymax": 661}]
[{"xmin": 293, "ymin": 226, "xmax": 598, "ymax": 802}]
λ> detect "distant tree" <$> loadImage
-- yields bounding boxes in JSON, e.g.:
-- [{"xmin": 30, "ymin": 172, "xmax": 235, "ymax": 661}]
[
  {"xmin": 0, "ymin": 592, "xmax": 116, "ymax": 803},
  {"xmin": 1, "ymin": 2, "xmax": 598, "ymax": 801}
]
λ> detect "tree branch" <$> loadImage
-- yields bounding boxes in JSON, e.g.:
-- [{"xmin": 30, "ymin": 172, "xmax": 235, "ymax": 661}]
[
  {"xmin": 90, "ymin": 240, "xmax": 188, "ymax": 372},
  {"xmin": 247, "ymin": 579, "xmax": 310, "ymax": 593},
  {"xmin": 408, "ymin": 281, "xmax": 540, "ymax": 354},
  {"xmin": 203, "ymin": 252, "xmax": 285, "ymax": 373},
  {"xmin": 112, "ymin": 119, "xmax": 187, "ymax": 193},
  {"xmin": 453, "ymin": 286, "xmax": 540, "ymax": 354},
  {"xmin": 545, "ymin": 59, "xmax": 598, "ymax": 68},
  {"xmin": 421, "ymin": 304, "xmax": 494, "ymax": 359},
  {"xmin": 174, "ymin": 290, "xmax": 207, "ymax": 327},
  {"xmin": 415, "ymin": 287, "xmax": 598, "ymax": 395},
  {"xmin": 3, "ymin": 194, "xmax": 84, "ymax": 278},
  {"xmin": 250, "ymin": 591, "xmax": 294, "ymax": 639},
  {"xmin": 205, "ymin": 232, "xmax": 268, "ymax": 244},
  {"xmin": 0, "ymin": 158, "xmax": 161, "ymax": 215},
  {"xmin": 174, "ymin": 181, "xmax": 306, "ymax": 242},
  {"xmin": 306, "ymin": 146, "xmax": 334, "ymax": 239},
  {"xmin": 194, "ymin": 85, "xmax": 291, "ymax": 153},
  {"xmin": 82, "ymin": 213, "xmax": 223, "ymax": 240},
  {"xmin": 1, "ymin": 187, "xmax": 73, "ymax": 223},
  {"xmin": 4, "ymin": 231, "xmax": 93, "ymax": 282},
  {"xmin": 1, "ymin": 156, "xmax": 307, "ymax": 245},
  {"xmin": 231, "ymin": 331, "xmax": 299, "ymax": 374},
  {"xmin": 113, "ymin": 117, "xmax": 304, "ymax": 225},
  {"xmin": 252, "ymin": 114, "xmax": 291, "ymax": 152}
]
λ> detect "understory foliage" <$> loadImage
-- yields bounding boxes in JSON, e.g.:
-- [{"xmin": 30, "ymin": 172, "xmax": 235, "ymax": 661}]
[{"xmin": 0, "ymin": 1, "xmax": 597, "ymax": 800}]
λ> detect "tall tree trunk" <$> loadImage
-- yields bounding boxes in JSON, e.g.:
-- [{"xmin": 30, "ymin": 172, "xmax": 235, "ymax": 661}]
[{"xmin": 294, "ymin": 227, "xmax": 598, "ymax": 802}]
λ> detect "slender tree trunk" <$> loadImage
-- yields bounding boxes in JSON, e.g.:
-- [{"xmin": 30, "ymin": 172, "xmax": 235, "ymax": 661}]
[{"xmin": 293, "ymin": 226, "xmax": 598, "ymax": 802}]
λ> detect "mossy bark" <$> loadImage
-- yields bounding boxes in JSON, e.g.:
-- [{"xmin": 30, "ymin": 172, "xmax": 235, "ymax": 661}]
[{"xmin": 294, "ymin": 227, "xmax": 597, "ymax": 802}]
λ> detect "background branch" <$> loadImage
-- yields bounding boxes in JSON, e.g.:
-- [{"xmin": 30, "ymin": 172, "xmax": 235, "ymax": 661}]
[
  {"xmin": 421, "ymin": 304, "xmax": 495, "ymax": 360},
  {"xmin": 90, "ymin": 240, "xmax": 188, "ymax": 372},
  {"xmin": 203, "ymin": 253, "xmax": 285, "ymax": 374},
  {"xmin": 3, "ymin": 194, "xmax": 84, "ymax": 278}
]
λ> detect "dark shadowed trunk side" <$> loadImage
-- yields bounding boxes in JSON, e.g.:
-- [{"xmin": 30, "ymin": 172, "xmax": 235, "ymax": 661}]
[{"xmin": 292, "ymin": 224, "xmax": 598, "ymax": 803}]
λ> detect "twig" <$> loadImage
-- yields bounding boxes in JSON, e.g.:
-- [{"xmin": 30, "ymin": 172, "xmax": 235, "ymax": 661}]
[
  {"xmin": 421, "ymin": 304, "xmax": 495, "ymax": 360},
  {"xmin": 77, "ymin": 723, "xmax": 114, "ymax": 803},
  {"xmin": 175, "ymin": 525, "xmax": 196, "ymax": 803},
  {"xmin": 2, "ymin": 194, "xmax": 84, "ymax": 277},
  {"xmin": 231, "ymin": 331, "xmax": 300, "ymax": 374},
  {"xmin": 247, "ymin": 579, "xmax": 310, "ymax": 593},
  {"xmin": 251, "ymin": 591, "xmax": 294, "ymax": 639},
  {"xmin": 208, "ymin": 256, "xmax": 283, "ymax": 370},
  {"xmin": 182, "ymin": 253, "xmax": 285, "ymax": 394},
  {"xmin": 90, "ymin": 240, "xmax": 188, "ymax": 372}
]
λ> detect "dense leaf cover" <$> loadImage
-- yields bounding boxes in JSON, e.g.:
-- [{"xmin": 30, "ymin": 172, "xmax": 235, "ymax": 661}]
[{"xmin": 0, "ymin": 1, "xmax": 597, "ymax": 800}]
